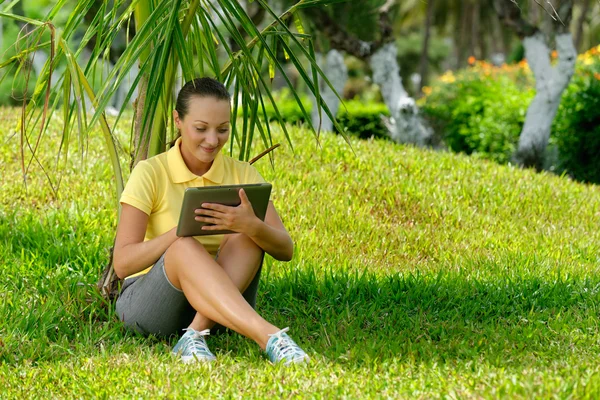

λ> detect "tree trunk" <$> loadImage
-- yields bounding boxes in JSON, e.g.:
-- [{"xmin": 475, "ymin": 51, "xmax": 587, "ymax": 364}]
[
  {"xmin": 310, "ymin": 50, "xmax": 347, "ymax": 132},
  {"xmin": 456, "ymin": 0, "xmax": 470, "ymax": 68},
  {"xmin": 513, "ymin": 32, "xmax": 577, "ymax": 169},
  {"xmin": 418, "ymin": 0, "xmax": 435, "ymax": 91},
  {"xmin": 471, "ymin": 1, "xmax": 480, "ymax": 59},
  {"xmin": 491, "ymin": 12, "xmax": 506, "ymax": 56},
  {"xmin": 529, "ymin": 0, "xmax": 541, "ymax": 26},
  {"xmin": 131, "ymin": 75, "xmax": 149, "ymax": 170},
  {"xmin": 574, "ymin": 0, "xmax": 591, "ymax": 52},
  {"xmin": 370, "ymin": 43, "xmax": 431, "ymax": 146}
]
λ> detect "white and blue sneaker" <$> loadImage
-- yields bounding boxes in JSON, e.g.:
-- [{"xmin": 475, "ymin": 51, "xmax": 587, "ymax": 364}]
[
  {"xmin": 172, "ymin": 328, "xmax": 216, "ymax": 363},
  {"xmin": 265, "ymin": 327, "xmax": 310, "ymax": 365}
]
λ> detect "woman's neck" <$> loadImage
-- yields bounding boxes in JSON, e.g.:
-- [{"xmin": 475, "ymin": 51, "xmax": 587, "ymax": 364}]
[{"xmin": 179, "ymin": 142, "xmax": 213, "ymax": 177}]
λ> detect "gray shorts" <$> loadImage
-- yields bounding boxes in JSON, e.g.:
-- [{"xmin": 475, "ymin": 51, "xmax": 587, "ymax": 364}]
[{"xmin": 115, "ymin": 252, "xmax": 262, "ymax": 338}]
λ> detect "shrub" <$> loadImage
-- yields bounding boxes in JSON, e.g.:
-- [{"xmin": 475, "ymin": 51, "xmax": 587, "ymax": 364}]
[
  {"xmin": 420, "ymin": 47, "xmax": 600, "ymax": 181},
  {"xmin": 551, "ymin": 45, "xmax": 600, "ymax": 184},
  {"xmin": 259, "ymin": 89, "xmax": 391, "ymax": 140},
  {"xmin": 335, "ymin": 100, "xmax": 390, "ymax": 140},
  {"xmin": 420, "ymin": 63, "xmax": 535, "ymax": 164}
]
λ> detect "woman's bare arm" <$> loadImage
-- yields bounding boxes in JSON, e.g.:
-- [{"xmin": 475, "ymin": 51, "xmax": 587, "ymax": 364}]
[
  {"xmin": 245, "ymin": 202, "xmax": 294, "ymax": 261},
  {"xmin": 113, "ymin": 203, "xmax": 179, "ymax": 279}
]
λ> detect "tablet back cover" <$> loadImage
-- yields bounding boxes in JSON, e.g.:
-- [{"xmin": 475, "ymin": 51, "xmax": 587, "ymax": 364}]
[{"xmin": 177, "ymin": 183, "xmax": 272, "ymax": 236}]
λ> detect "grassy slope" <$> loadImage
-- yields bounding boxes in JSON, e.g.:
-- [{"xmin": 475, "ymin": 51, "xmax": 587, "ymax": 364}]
[{"xmin": 1, "ymin": 106, "xmax": 600, "ymax": 398}]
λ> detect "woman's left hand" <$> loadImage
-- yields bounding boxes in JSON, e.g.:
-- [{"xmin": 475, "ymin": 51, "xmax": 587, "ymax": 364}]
[{"xmin": 195, "ymin": 188, "xmax": 261, "ymax": 235}]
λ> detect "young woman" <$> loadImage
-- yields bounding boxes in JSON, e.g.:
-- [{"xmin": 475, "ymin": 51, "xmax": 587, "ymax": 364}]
[{"xmin": 113, "ymin": 77, "xmax": 308, "ymax": 365}]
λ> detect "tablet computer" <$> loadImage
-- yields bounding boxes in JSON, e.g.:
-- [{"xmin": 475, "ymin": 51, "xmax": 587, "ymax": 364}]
[{"xmin": 176, "ymin": 183, "xmax": 272, "ymax": 237}]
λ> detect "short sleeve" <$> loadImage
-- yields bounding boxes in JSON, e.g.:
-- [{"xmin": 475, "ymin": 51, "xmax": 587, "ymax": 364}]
[
  {"xmin": 120, "ymin": 161, "xmax": 156, "ymax": 215},
  {"xmin": 245, "ymin": 164, "xmax": 266, "ymax": 184}
]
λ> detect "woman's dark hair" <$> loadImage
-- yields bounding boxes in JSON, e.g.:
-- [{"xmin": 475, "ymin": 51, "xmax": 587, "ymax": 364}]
[
  {"xmin": 169, "ymin": 77, "xmax": 231, "ymax": 148},
  {"xmin": 175, "ymin": 77, "xmax": 231, "ymax": 120}
]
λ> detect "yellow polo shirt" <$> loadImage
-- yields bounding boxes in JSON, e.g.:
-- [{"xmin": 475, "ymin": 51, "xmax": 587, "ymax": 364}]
[{"xmin": 120, "ymin": 137, "xmax": 265, "ymax": 278}]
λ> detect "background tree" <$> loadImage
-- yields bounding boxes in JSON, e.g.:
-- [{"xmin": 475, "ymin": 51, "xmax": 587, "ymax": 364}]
[
  {"xmin": 494, "ymin": 0, "xmax": 577, "ymax": 170},
  {"xmin": 298, "ymin": 0, "xmax": 433, "ymax": 145}
]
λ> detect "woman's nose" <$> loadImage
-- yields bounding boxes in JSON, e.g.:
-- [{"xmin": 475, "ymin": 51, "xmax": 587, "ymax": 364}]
[{"xmin": 205, "ymin": 131, "xmax": 219, "ymax": 146}]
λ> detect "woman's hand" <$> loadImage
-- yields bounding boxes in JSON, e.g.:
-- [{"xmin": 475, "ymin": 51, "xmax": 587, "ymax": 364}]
[{"xmin": 195, "ymin": 188, "xmax": 261, "ymax": 235}]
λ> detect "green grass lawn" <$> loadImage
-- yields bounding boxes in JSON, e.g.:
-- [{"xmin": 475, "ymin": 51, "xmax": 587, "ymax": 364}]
[{"xmin": 1, "ymin": 106, "xmax": 600, "ymax": 398}]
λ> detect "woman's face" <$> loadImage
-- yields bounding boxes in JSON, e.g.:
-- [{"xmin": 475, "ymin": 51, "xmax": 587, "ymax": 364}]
[{"xmin": 174, "ymin": 95, "xmax": 231, "ymax": 170}]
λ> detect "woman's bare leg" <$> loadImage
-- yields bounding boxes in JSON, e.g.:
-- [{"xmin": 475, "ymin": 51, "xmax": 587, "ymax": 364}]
[
  {"xmin": 187, "ymin": 234, "xmax": 265, "ymax": 332},
  {"xmin": 164, "ymin": 236, "xmax": 279, "ymax": 349}
]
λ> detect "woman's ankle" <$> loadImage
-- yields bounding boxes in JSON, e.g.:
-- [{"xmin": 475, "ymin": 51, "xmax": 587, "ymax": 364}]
[
  {"xmin": 188, "ymin": 314, "xmax": 216, "ymax": 331},
  {"xmin": 254, "ymin": 323, "xmax": 281, "ymax": 350}
]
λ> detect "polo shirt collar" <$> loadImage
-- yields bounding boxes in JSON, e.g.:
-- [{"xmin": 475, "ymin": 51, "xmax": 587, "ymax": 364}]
[{"xmin": 167, "ymin": 137, "xmax": 225, "ymax": 184}]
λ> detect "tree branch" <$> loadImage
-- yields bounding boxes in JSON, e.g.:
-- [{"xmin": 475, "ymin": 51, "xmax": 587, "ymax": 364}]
[
  {"xmin": 302, "ymin": 2, "xmax": 396, "ymax": 58},
  {"xmin": 493, "ymin": 0, "xmax": 538, "ymax": 38}
]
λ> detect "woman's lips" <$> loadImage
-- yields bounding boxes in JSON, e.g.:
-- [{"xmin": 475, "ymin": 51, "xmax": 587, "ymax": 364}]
[{"xmin": 201, "ymin": 146, "xmax": 216, "ymax": 153}]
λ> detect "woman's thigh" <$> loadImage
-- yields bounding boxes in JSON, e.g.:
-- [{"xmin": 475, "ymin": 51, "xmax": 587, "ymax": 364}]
[
  {"xmin": 115, "ymin": 241, "xmax": 264, "ymax": 336},
  {"xmin": 115, "ymin": 253, "xmax": 195, "ymax": 337}
]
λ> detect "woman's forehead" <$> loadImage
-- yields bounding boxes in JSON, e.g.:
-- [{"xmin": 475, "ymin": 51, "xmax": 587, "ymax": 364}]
[{"xmin": 185, "ymin": 96, "xmax": 230, "ymax": 122}]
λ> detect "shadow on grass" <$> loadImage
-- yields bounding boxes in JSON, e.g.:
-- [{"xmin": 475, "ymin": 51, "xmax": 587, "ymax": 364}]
[
  {"xmin": 1, "ymin": 266, "xmax": 599, "ymax": 366},
  {"xmin": 256, "ymin": 267, "xmax": 600, "ymax": 365}
]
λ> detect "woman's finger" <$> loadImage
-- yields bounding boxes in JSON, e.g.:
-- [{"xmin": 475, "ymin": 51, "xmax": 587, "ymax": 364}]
[
  {"xmin": 200, "ymin": 203, "xmax": 230, "ymax": 212},
  {"xmin": 201, "ymin": 224, "xmax": 226, "ymax": 230},
  {"xmin": 239, "ymin": 188, "xmax": 250, "ymax": 205},
  {"xmin": 195, "ymin": 216, "xmax": 219, "ymax": 224},
  {"xmin": 195, "ymin": 208, "xmax": 217, "ymax": 216}
]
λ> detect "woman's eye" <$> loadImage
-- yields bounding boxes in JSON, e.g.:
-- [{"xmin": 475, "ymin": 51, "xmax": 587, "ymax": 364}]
[
  {"xmin": 219, "ymin": 129, "xmax": 229, "ymax": 134},
  {"xmin": 196, "ymin": 128, "xmax": 206, "ymax": 132}
]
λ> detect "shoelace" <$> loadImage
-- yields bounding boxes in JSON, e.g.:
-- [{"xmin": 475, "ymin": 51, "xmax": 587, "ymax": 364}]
[
  {"xmin": 267, "ymin": 327, "xmax": 306, "ymax": 361},
  {"xmin": 182, "ymin": 328, "xmax": 212, "ymax": 354}
]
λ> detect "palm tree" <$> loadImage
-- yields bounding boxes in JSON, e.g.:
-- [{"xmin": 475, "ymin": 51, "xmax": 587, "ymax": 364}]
[{"xmin": 0, "ymin": 0, "xmax": 346, "ymax": 210}]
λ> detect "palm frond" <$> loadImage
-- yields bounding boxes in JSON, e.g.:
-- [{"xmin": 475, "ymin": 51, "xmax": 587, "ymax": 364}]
[{"xmin": 2, "ymin": 0, "xmax": 349, "ymax": 209}]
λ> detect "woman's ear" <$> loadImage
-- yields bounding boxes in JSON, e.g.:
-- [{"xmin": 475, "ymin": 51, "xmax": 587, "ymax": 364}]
[{"xmin": 173, "ymin": 110, "xmax": 181, "ymax": 129}]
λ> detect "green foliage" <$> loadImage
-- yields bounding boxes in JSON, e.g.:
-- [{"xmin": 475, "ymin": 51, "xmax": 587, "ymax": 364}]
[
  {"xmin": 335, "ymin": 100, "xmax": 389, "ymax": 139},
  {"xmin": 551, "ymin": 46, "xmax": 600, "ymax": 184},
  {"xmin": 420, "ymin": 66, "xmax": 534, "ymax": 164},
  {"xmin": 506, "ymin": 42, "xmax": 525, "ymax": 64},
  {"xmin": 260, "ymin": 89, "xmax": 390, "ymax": 139},
  {"xmin": 420, "ymin": 46, "xmax": 600, "ymax": 183},
  {"xmin": 2, "ymin": 108, "xmax": 600, "ymax": 396}
]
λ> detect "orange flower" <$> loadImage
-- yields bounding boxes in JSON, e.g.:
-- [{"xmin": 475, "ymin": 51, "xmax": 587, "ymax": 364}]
[
  {"xmin": 551, "ymin": 50, "xmax": 558, "ymax": 58},
  {"xmin": 594, "ymin": 72, "xmax": 600, "ymax": 81},
  {"xmin": 468, "ymin": 56, "xmax": 476, "ymax": 65}
]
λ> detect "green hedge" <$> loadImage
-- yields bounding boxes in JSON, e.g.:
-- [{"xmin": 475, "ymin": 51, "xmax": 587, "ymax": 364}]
[
  {"xmin": 336, "ymin": 101, "xmax": 390, "ymax": 139},
  {"xmin": 260, "ymin": 89, "xmax": 390, "ymax": 140}
]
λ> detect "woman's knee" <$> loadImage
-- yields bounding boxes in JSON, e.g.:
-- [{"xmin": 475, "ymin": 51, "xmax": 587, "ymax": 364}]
[
  {"xmin": 164, "ymin": 237, "xmax": 212, "ymax": 281},
  {"xmin": 226, "ymin": 233, "xmax": 262, "ymax": 252},
  {"xmin": 166, "ymin": 237, "xmax": 209, "ymax": 260}
]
